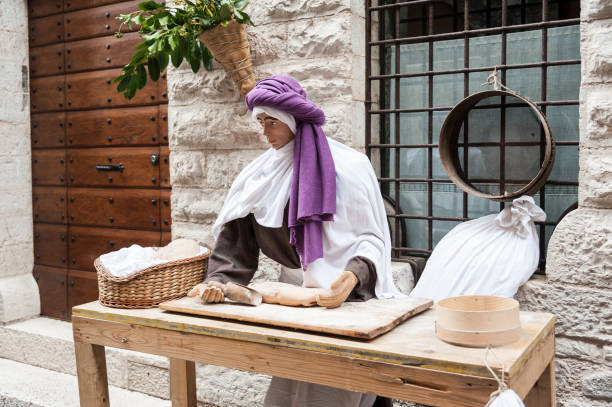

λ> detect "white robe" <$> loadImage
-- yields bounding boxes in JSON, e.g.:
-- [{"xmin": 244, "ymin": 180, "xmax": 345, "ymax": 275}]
[{"xmin": 213, "ymin": 137, "xmax": 400, "ymax": 299}]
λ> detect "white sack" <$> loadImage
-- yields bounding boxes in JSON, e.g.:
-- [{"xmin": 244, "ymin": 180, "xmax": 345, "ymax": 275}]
[
  {"xmin": 485, "ymin": 389, "xmax": 525, "ymax": 407},
  {"xmin": 410, "ymin": 196, "xmax": 545, "ymax": 301}
]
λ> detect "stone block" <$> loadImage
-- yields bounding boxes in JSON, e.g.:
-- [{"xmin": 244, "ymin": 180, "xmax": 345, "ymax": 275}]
[
  {"xmin": 169, "ymin": 68, "xmax": 240, "ymax": 106},
  {"xmin": 606, "ymin": 346, "xmax": 612, "ymax": 365},
  {"xmin": 171, "ymin": 188, "xmax": 228, "ymax": 223},
  {"xmin": 563, "ymin": 399, "xmax": 611, "ymax": 407},
  {"xmin": 254, "ymin": 57, "xmax": 352, "ymax": 103},
  {"xmin": 0, "ymin": 32, "xmax": 28, "ymax": 64},
  {"xmin": 0, "ymin": 91, "xmax": 29, "ymax": 123},
  {"xmin": 0, "ymin": 62, "xmax": 28, "ymax": 93},
  {"xmin": 168, "ymin": 150, "xmax": 206, "ymax": 187},
  {"xmin": 0, "ymin": 319, "xmax": 75, "ymax": 375},
  {"xmin": 287, "ymin": 13, "xmax": 351, "ymax": 59},
  {"xmin": 352, "ymin": 55, "xmax": 366, "ymax": 101},
  {"xmin": 583, "ymin": 370, "xmax": 612, "ymax": 400},
  {"xmin": 0, "ymin": 156, "xmax": 30, "ymax": 187},
  {"xmin": 581, "ymin": 0, "xmax": 612, "ymax": 21},
  {"xmin": 196, "ymin": 364, "xmax": 270, "ymax": 407},
  {"xmin": 391, "ymin": 262, "xmax": 415, "ymax": 295},
  {"xmin": 128, "ymin": 360, "xmax": 170, "ymax": 399},
  {"xmin": 515, "ymin": 279, "xmax": 612, "ymax": 342},
  {"xmin": 170, "ymin": 103, "xmax": 264, "ymax": 150},
  {"xmin": 172, "ymin": 220, "xmax": 216, "ymax": 249},
  {"xmin": 545, "ymin": 208, "xmax": 611, "ymax": 289},
  {"xmin": 0, "ymin": 122, "xmax": 30, "ymax": 155},
  {"xmin": 579, "ymin": 148, "xmax": 612, "ymax": 208},
  {"xmin": 351, "ymin": 14, "xmax": 366, "ymax": 57},
  {"xmin": 0, "ymin": 274, "xmax": 40, "ymax": 323},
  {"xmin": 0, "ymin": 186, "xmax": 31, "ymax": 218},
  {"xmin": 246, "ymin": 0, "xmax": 351, "ymax": 25},
  {"xmin": 556, "ymin": 337, "xmax": 604, "ymax": 363},
  {"xmin": 0, "ymin": 2, "xmax": 28, "ymax": 33},
  {"xmin": 318, "ymin": 98, "xmax": 355, "ymax": 146},
  {"xmin": 580, "ymin": 84, "xmax": 612, "ymax": 148},
  {"xmin": 203, "ymin": 149, "xmax": 265, "ymax": 189},
  {"xmin": 0, "ymin": 242, "xmax": 33, "ymax": 279},
  {"xmin": 246, "ymin": 23, "xmax": 289, "ymax": 65},
  {"xmin": 581, "ymin": 19, "xmax": 612, "ymax": 84},
  {"xmin": 252, "ymin": 254, "xmax": 281, "ymax": 282}
]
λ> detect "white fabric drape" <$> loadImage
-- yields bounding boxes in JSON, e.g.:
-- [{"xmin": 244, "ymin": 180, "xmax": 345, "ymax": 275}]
[{"xmin": 212, "ymin": 138, "xmax": 400, "ymax": 299}]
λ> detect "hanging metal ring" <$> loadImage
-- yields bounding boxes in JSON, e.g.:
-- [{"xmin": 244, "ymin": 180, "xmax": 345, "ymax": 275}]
[{"xmin": 438, "ymin": 90, "xmax": 556, "ymax": 202}]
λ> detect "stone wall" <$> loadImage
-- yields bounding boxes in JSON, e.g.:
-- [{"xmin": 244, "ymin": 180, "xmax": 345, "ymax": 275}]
[
  {"xmin": 0, "ymin": 0, "xmax": 39, "ymax": 323},
  {"xmin": 515, "ymin": 0, "xmax": 612, "ymax": 405}
]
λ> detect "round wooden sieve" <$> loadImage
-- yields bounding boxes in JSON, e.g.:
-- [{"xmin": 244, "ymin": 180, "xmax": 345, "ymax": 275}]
[
  {"xmin": 438, "ymin": 90, "xmax": 555, "ymax": 202},
  {"xmin": 435, "ymin": 295, "xmax": 521, "ymax": 347}
]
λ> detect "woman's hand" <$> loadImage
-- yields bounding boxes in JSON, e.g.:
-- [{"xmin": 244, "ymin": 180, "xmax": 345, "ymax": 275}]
[
  {"xmin": 315, "ymin": 270, "xmax": 358, "ymax": 309},
  {"xmin": 187, "ymin": 281, "xmax": 226, "ymax": 303}
]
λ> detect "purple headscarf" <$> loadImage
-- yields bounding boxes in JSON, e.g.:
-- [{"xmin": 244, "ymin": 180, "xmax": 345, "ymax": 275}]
[{"xmin": 245, "ymin": 75, "xmax": 336, "ymax": 268}]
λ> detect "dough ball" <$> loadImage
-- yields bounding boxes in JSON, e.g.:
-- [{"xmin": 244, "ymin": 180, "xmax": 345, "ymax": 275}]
[{"xmin": 154, "ymin": 238, "xmax": 200, "ymax": 261}]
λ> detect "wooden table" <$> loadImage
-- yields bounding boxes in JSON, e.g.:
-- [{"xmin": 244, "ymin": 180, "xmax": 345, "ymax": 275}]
[{"xmin": 72, "ymin": 301, "xmax": 556, "ymax": 407}]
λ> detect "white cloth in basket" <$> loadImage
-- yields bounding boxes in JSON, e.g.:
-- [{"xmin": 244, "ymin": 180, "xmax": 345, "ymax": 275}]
[{"xmin": 100, "ymin": 244, "xmax": 209, "ymax": 278}]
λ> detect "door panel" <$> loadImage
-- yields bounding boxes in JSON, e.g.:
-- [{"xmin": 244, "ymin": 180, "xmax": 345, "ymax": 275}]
[
  {"xmin": 67, "ymin": 147, "xmax": 160, "ymax": 187},
  {"xmin": 66, "ymin": 106, "xmax": 158, "ymax": 147},
  {"xmin": 161, "ymin": 231, "xmax": 172, "ymax": 246},
  {"xmin": 32, "ymin": 150, "xmax": 66, "ymax": 186},
  {"xmin": 28, "ymin": 0, "xmax": 63, "ymax": 18},
  {"xmin": 34, "ymin": 223, "xmax": 68, "ymax": 267},
  {"xmin": 68, "ymin": 225, "xmax": 161, "ymax": 271},
  {"xmin": 161, "ymin": 189, "xmax": 171, "ymax": 231},
  {"xmin": 29, "ymin": 14, "xmax": 64, "ymax": 47},
  {"xmin": 33, "ymin": 265, "xmax": 68, "ymax": 319},
  {"xmin": 29, "ymin": 0, "xmax": 170, "ymax": 321},
  {"xmin": 30, "ymin": 76, "xmax": 65, "ymax": 113},
  {"xmin": 68, "ymin": 187, "xmax": 160, "ymax": 229},
  {"xmin": 33, "ymin": 186, "xmax": 67, "ymax": 224},
  {"xmin": 64, "ymin": 0, "xmax": 125, "ymax": 12},
  {"xmin": 65, "ymin": 69, "xmax": 159, "ymax": 110},
  {"xmin": 31, "ymin": 112, "xmax": 66, "ymax": 148},
  {"xmin": 160, "ymin": 146, "xmax": 170, "ymax": 188},
  {"xmin": 63, "ymin": 1, "xmax": 140, "ymax": 42},
  {"xmin": 30, "ymin": 43, "xmax": 65, "ymax": 77},
  {"xmin": 68, "ymin": 269, "xmax": 99, "ymax": 316},
  {"xmin": 159, "ymin": 104, "xmax": 168, "ymax": 145},
  {"xmin": 65, "ymin": 32, "xmax": 142, "ymax": 73}
]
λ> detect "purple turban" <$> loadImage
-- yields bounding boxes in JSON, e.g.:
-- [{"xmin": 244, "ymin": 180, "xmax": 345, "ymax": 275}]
[{"xmin": 245, "ymin": 75, "xmax": 336, "ymax": 268}]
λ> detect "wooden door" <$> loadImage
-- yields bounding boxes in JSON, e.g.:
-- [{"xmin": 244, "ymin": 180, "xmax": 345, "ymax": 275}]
[{"xmin": 29, "ymin": 0, "xmax": 171, "ymax": 320}]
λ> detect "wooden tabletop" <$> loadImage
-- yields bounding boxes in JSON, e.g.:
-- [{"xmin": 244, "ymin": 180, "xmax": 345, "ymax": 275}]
[{"xmin": 73, "ymin": 301, "xmax": 555, "ymax": 380}]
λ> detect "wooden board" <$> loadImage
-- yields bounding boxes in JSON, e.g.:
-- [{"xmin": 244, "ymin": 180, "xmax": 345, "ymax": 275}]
[{"xmin": 159, "ymin": 296, "xmax": 433, "ymax": 339}]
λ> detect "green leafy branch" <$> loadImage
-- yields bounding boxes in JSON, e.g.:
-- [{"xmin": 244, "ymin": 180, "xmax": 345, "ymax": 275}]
[{"xmin": 114, "ymin": 0, "xmax": 253, "ymax": 99}]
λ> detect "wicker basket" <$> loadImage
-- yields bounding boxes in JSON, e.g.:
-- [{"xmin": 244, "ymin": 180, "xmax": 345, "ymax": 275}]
[{"xmin": 94, "ymin": 252, "xmax": 209, "ymax": 309}]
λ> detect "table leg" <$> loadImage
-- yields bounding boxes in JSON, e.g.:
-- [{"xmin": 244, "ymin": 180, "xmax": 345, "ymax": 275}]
[
  {"xmin": 523, "ymin": 358, "xmax": 556, "ymax": 407},
  {"xmin": 74, "ymin": 341, "xmax": 110, "ymax": 407},
  {"xmin": 170, "ymin": 358, "xmax": 197, "ymax": 407}
]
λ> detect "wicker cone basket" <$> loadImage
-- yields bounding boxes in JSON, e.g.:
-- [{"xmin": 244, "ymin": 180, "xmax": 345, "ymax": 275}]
[
  {"xmin": 95, "ymin": 252, "xmax": 209, "ymax": 309},
  {"xmin": 198, "ymin": 20, "xmax": 255, "ymax": 96}
]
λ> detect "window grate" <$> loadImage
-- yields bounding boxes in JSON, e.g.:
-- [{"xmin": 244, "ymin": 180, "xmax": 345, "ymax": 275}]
[{"xmin": 365, "ymin": 0, "xmax": 580, "ymax": 271}]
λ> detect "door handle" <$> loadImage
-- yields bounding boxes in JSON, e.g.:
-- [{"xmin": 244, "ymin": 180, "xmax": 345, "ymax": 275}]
[{"xmin": 96, "ymin": 163, "xmax": 124, "ymax": 172}]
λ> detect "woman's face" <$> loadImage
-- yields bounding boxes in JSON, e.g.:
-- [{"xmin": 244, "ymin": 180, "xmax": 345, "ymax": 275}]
[{"xmin": 256, "ymin": 112, "xmax": 295, "ymax": 149}]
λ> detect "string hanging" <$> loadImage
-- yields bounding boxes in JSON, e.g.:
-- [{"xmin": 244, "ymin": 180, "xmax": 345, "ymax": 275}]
[{"xmin": 483, "ymin": 346, "xmax": 525, "ymax": 407}]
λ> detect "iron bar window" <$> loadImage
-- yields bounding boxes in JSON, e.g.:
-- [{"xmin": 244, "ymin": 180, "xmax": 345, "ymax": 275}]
[{"xmin": 365, "ymin": 0, "xmax": 580, "ymax": 273}]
